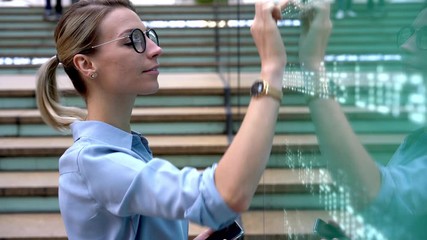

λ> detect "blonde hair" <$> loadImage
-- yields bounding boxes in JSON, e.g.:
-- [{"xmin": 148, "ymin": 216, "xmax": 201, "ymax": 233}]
[{"xmin": 36, "ymin": 0, "xmax": 136, "ymax": 131}]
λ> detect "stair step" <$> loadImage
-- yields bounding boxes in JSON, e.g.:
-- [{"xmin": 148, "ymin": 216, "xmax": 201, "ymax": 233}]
[
  {"xmin": 0, "ymin": 169, "xmax": 332, "ymax": 197},
  {"xmin": 0, "ymin": 210, "xmax": 333, "ymax": 239},
  {"xmin": 0, "ymin": 105, "xmax": 408, "ymax": 124},
  {"xmin": 0, "ymin": 134, "xmax": 405, "ymax": 157},
  {"xmin": 0, "ymin": 107, "xmax": 228, "ymax": 123},
  {"xmin": 0, "ymin": 194, "xmax": 325, "ymax": 213},
  {"xmin": 0, "ymin": 75, "xmax": 309, "ymax": 109},
  {"xmin": 0, "ymin": 73, "xmax": 226, "ymax": 97},
  {"xmin": 0, "ymin": 150, "xmax": 397, "ymax": 172},
  {"xmin": 0, "ymin": 71, "xmax": 419, "ymax": 97},
  {"xmin": 0, "ymin": 105, "xmax": 419, "ymax": 137}
]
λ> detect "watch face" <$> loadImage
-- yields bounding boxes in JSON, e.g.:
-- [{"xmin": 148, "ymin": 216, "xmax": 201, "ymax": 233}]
[{"xmin": 251, "ymin": 81, "xmax": 264, "ymax": 96}]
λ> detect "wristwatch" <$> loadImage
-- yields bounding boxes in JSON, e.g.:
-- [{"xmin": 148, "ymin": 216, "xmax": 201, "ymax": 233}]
[{"xmin": 250, "ymin": 80, "xmax": 283, "ymax": 102}]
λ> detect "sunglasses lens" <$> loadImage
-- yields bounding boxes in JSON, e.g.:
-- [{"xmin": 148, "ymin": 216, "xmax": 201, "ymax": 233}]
[{"xmin": 132, "ymin": 29, "xmax": 145, "ymax": 53}]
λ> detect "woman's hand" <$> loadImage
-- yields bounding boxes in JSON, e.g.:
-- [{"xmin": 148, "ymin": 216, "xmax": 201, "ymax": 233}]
[
  {"xmin": 193, "ymin": 228, "xmax": 214, "ymax": 240},
  {"xmin": 299, "ymin": 0, "xmax": 333, "ymax": 71},
  {"xmin": 251, "ymin": 0, "xmax": 289, "ymax": 86}
]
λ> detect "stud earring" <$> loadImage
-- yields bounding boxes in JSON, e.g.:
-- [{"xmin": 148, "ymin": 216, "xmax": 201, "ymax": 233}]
[{"xmin": 90, "ymin": 72, "xmax": 98, "ymax": 79}]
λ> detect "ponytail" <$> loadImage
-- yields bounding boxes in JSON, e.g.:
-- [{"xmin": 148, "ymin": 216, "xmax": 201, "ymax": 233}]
[{"xmin": 36, "ymin": 56, "xmax": 86, "ymax": 132}]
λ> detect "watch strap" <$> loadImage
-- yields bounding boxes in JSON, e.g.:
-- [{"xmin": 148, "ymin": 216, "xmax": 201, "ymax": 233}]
[{"xmin": 264, "ymin": 81, "xmax": 283, "ymax": 102}]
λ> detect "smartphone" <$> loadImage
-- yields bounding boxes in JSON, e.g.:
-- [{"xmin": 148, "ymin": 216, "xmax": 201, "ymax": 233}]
[
  {"xmin": 313, "ymin": 218, "xmax": 348, "ymax": 240},
  {"xmin": 205, "ymin": 221, "xmax": 244, "ymax": 240}
]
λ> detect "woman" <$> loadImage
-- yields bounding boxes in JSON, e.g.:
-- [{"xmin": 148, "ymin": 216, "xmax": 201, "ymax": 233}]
[{"xmin": 36, "ymin": 0, "xmax": 292, "ymax": 239}]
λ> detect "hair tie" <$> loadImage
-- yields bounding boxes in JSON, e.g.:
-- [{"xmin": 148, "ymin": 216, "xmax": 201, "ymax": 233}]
[{"xmin": 55, "ymin": 54, "xmax": 61, "ymax": 63}]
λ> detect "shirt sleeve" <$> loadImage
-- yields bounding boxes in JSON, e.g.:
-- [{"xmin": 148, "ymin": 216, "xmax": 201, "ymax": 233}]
[
  {"xmin": 367, "ymin": 156, "xmax": 427, "ymax": 216},
  {"xmin": 77, "ymin": 144, "xmax": 238, "ymax": 230}
]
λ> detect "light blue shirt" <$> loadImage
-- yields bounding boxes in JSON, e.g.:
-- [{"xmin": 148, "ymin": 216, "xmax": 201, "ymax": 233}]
[
  {"xmin": 362, "ymin": 128, "xmax": 427, "ymax": 239},
  {"xmin": 59, "ymin": 121, "xmax": 238, "ymax": 240}
]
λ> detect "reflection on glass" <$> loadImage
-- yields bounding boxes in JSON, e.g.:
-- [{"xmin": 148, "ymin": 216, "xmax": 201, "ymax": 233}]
[
  {"xmin": 281, "ymin": 3, "xmax": 427, "ymax": 240},
  {"xmin": 397, "ymin": 26, "xmax": 427, "ymax": 50},
  {"xmin": 281, "ymin": 0, "xmax": 314, "ymax": 19}
]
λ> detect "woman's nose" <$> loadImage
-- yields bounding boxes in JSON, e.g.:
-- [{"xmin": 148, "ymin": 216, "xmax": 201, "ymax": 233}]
[{"xmin": 146, "ymin": 39, "xmax": 163, "ymax": 58}]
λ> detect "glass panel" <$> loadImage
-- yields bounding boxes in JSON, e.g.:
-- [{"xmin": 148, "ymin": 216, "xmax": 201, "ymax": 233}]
[{"xmin": 225, "ymin": 1, "xmax": 427, "ymax": 239}]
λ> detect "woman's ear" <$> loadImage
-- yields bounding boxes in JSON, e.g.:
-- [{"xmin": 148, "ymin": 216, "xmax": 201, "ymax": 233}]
[{"xmin": 73, "ymin": 54, "xmax": 97, "ymax": 79}]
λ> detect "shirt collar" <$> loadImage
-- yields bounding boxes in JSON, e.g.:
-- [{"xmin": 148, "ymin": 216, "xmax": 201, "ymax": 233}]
[{"xmin": 71, "ymin": 120, "xmax": 134, "ymax": 149}]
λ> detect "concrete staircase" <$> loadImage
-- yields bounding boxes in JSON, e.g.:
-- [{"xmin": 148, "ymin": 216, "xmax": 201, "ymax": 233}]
[{"xmin": 0, "ymin": 2, "xmax": 425, "ymax": 240}]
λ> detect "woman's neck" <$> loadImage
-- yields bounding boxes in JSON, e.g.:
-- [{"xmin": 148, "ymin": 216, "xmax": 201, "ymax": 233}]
[{"xmin": 86, "ymin": 94, "xmax": 135, "ymax": 133}]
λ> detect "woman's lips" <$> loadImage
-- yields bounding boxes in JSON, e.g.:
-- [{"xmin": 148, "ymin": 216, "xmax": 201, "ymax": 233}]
[
  {"xmin": 143, "ymin": 68, "xmax": 159, "ymax": 74},
  {"xmin": 143, "ymin": 66, "xmax": 159, "ymax": 73}
]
